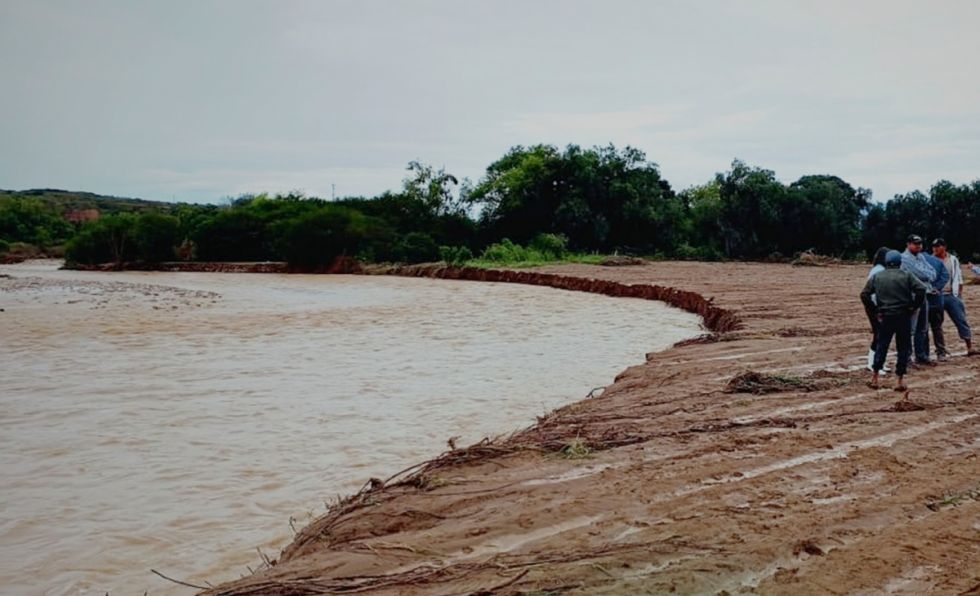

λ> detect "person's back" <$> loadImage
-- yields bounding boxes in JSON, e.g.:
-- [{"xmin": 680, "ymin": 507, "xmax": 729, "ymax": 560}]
[
  {"xmin": 924, "ymin": 253, "xmax": 949, "ymax": 292},
  {"xmin": 866, "ymin": 268, "xmax": 924, "ymax": 316}
]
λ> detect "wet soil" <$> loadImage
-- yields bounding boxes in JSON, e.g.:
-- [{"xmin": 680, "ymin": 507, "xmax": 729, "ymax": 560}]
[{"xmin": 208, "ymin": 261, "xmax": 980, "ymax": 595}]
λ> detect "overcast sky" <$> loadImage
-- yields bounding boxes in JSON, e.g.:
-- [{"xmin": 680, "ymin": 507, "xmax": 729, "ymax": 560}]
[{"xmin": 2, "ymin": 0, "xmax": 978, "ymax": 204}]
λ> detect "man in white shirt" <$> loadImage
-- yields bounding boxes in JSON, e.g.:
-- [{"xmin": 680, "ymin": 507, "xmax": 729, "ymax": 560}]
[{"xmin": 931, "ymin": 238, "xmax": 975, "ymax": 356}]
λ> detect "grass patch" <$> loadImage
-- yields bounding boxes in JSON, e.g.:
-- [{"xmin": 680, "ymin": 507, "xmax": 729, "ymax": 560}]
[
  {"xmin": 465, "ymin": 253, "xmax": 607, "ymax": 269},
  {"xmin": 726, "ymin": 370, "xmax": 848, "ymax": 394},
  {"xmin": 412, "ymin": 474, "xmax": 450, "ymax": 491},
  {"xmin": 462, "ymin": 235, "xmax": 610, "ymax": 269},
  {"xmin": 926, "ymin": 485, "xmax": 980, "ymax": 511},
  {"xmin": 558, "ymin": 438, "xmax": 593, "ymax": 459}
]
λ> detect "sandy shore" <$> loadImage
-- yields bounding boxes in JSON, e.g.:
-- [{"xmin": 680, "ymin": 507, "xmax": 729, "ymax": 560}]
[{"xmin": 197, "ymin": 262, "xmax": 974, "ymax": 594}]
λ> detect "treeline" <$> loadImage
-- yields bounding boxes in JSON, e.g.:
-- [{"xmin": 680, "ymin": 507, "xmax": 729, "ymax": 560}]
[
  {"xmin": 3, "ymin": 145, "xmax": 979, "ymax": 266},
  {"xmin": 0, "ymin": 189, "xmax": 176, "ymax": 259},
  {"xmin": 59, "ymin": 162, "xmax": 478, "ymax": 267}
]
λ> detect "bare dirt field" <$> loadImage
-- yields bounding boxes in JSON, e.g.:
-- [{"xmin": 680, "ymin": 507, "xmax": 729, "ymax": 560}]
[{"xmin": 207, "ymin": 262, "xmax": 980, "ymax": 595}]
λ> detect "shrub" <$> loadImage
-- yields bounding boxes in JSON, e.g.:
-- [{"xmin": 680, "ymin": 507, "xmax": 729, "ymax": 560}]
[
  {"xmin": 439, "ymin": 245, "xmax": 473, "ymax": 265},
  {"xmin": 674, "ymin": 243, "xmax": 724, "ymax": 261},
  {"xmin": 398, "ymin": 232, "xmax": 440, "ymax": 263},
  {"xmin": 0, "ymin": 238, "xmax": 9, "ymax": 254},
  {"xmin": 529, "ymin": 233, "xmax": 568, "ymax": 259},
  {"xmin": 480, "ymin": 238, "xmax": 530, "ymax": 263}
]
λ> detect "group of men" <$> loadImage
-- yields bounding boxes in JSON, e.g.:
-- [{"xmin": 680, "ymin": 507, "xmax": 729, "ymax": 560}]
[{"xmin": 860, "ymin": 235, "xmax": 977, "ymax": 391}]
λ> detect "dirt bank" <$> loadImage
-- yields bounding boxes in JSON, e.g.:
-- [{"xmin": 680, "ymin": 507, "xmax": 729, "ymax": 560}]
[{"xmin": 207, "ymin": 261, "xmax": 980, "ymax": 595}]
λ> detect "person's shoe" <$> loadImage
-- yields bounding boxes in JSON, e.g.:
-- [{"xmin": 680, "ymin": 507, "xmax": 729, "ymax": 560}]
[
  {"xmin": 937, "ymin": 353, "xmax": 950, "ymax": 362},
  {"xmin": 914, "ymin": 359, "xmax": 938, "ymax": 367},
  {"xmin": 868, "ymin": 372, "xmax": 881, "ymax": 389}
]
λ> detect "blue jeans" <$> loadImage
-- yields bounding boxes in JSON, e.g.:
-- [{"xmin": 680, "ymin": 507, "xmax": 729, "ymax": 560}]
[
  {"xmin": 910, "ymin": 301, "xmax": 930, "ymax": 362},
  {"xmin": 934, "ymin": 294, "xmax": 973, "ymax": 355}
]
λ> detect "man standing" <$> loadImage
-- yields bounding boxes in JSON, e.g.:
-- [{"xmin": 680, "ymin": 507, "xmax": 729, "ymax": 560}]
[
  {"xmin": 932, "ymin": 238, "xmax": 976, "ymax": 356},
  {"xmin": 901, "ymin": 235, "xmax": 937, "ymax": 365},
  {"xmin": 924, "ymin": 248, "xmax": 950, "ymax": 360},
  {"xmin": 862, "ymin": 250, "xmax": 929, "ymax": 391}
]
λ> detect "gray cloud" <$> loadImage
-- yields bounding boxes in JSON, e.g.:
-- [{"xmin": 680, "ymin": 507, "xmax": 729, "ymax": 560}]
[{"xmin": 1, "ymin": 0, "xmax": 978, "ymax": 203}]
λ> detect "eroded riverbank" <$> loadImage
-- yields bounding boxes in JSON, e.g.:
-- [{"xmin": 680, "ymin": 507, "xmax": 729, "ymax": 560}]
[{"xmin": 210, "ymin": 261, "xmax": 980, "ymax": 595}]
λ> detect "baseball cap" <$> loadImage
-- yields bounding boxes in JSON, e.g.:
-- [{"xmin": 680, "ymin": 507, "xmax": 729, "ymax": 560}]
[
  {"xmin": 932, "ymin": 237, "xmax": 946, "ymax": 247},
  {"xmin": 907, "ymin": 234, "xmax": 923, "ymax": 244}
]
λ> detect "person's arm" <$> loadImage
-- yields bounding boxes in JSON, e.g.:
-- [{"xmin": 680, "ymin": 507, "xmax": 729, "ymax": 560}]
[
  {"xmin": 860, "ymin": 276, "xmax": 876, "ymax": 310},
  {"xmin": 954, "ymin": 257, "xmax": 965, "ymax": 297},
  {"xmin": 934, "ymin": 259, "xmax": 949, "ymax": 291},
  {"xmin": 910, "ymin": 274, "xmax": 928, "ymax": 310},
  {"xmin": 902, "ymin": 252, "xmax": 936, "ymax": 283},
  {"xmin": 919, "ymin": 255, "xmax": 937, "ymax": 283}
]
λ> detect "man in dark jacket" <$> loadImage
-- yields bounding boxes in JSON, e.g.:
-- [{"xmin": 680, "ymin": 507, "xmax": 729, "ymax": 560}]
[{"xmin": 861, "ymin": 250, "xmax": 929, "ymax": 390}]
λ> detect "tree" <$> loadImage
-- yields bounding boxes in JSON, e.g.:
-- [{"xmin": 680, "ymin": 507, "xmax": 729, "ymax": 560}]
[
  {"xmin": 133, "ymin": 213, "xmax": 179, "ymax": 262},
  {"xmin": 271, "ymin": 205, "xmax": 372, "ymax": 267},
  {"xmin": 785, "ymin": 175, "xmax": 870, "ymax": 256},
  {"xmin": 193, "ymin": 208, "xmax": 272, "ymax": 261},
  {"xmin": 0, "ymin": 197, "xmax": 73, "ymax": 246},
  {"xmin": 715, "ymin": 160, "xmax": 787, "ymax": 258},
  {"xmin": 469, "ymin": 144, "xmax": 681, "ymax": 253},
  {"xmin": 65, "ymin": 214, "xmax": 138, "ymax": 265},
  {"xmin": 928, "ymin": 180, "xmax": 980, "ymax": 260},
  {"xmin": 402, "ymin": 161, "xmax": 465, "ymax": 216}
]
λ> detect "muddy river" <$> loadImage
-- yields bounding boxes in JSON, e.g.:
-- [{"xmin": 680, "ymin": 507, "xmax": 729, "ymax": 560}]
[{"xmin": 0, "ymin": 261, "xmax": 702, "ymax": 594}]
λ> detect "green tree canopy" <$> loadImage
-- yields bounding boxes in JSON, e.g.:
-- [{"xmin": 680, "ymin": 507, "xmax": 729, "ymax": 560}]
[
  {"xmin": 469, "ymin": 144, "xmax": 682, "ymax": 253},
  {"xmin": 0, "ymin": 196, "xmax": 73, "ymax": 246}
]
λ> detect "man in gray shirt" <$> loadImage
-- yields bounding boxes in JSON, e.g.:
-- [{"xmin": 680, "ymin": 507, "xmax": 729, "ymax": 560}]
[{"xmin": 900, "ymin": 234, "xmax": 937, "ymax": 365}]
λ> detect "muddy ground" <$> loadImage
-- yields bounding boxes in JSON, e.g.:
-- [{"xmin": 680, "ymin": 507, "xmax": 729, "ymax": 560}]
[{"xmin": 207, "ymin": 262, "xmax": 980, "ymax": 595}]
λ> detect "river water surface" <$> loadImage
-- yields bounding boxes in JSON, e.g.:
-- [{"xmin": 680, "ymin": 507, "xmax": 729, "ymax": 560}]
[{"xmin": 0, "ymin": 261, "xmax": 702, "ymax": 594}]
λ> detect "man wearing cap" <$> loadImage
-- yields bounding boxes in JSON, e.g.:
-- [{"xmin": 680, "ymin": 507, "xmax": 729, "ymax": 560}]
[
  {"xmin": 931, "ymin": 238, "xmax": 976, "ymax": 356},
  {"xmin": 901, "ymin": 234, "xmax": 937, "ymax": 365},
  {"xmin": 862, "ymin": 250, "xmax": 929, "ymax": 390}
]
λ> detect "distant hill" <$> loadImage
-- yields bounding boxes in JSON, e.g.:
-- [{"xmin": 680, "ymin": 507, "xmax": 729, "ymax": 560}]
[{"xmin": 0, "ymin": 188, "xmax": 184, "ymax": 216}]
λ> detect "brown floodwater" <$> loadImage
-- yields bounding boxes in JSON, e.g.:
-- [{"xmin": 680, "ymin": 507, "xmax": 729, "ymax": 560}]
[{"xmin": 0, "ymin": 260, "xmax": 703, "ymax": 595}]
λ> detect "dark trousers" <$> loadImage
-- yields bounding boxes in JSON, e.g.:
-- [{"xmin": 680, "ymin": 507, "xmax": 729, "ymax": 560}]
[
  {"xmin": 928, "ymin": 294, "xmax": 947, "ymax": 356},
  {"xmin": 864, "ymin": 303, "xmax": 879, "ymax": 350},
  {"xmin": 875, "ymin": 313, "xmax": 911, "ymax": 376}
]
